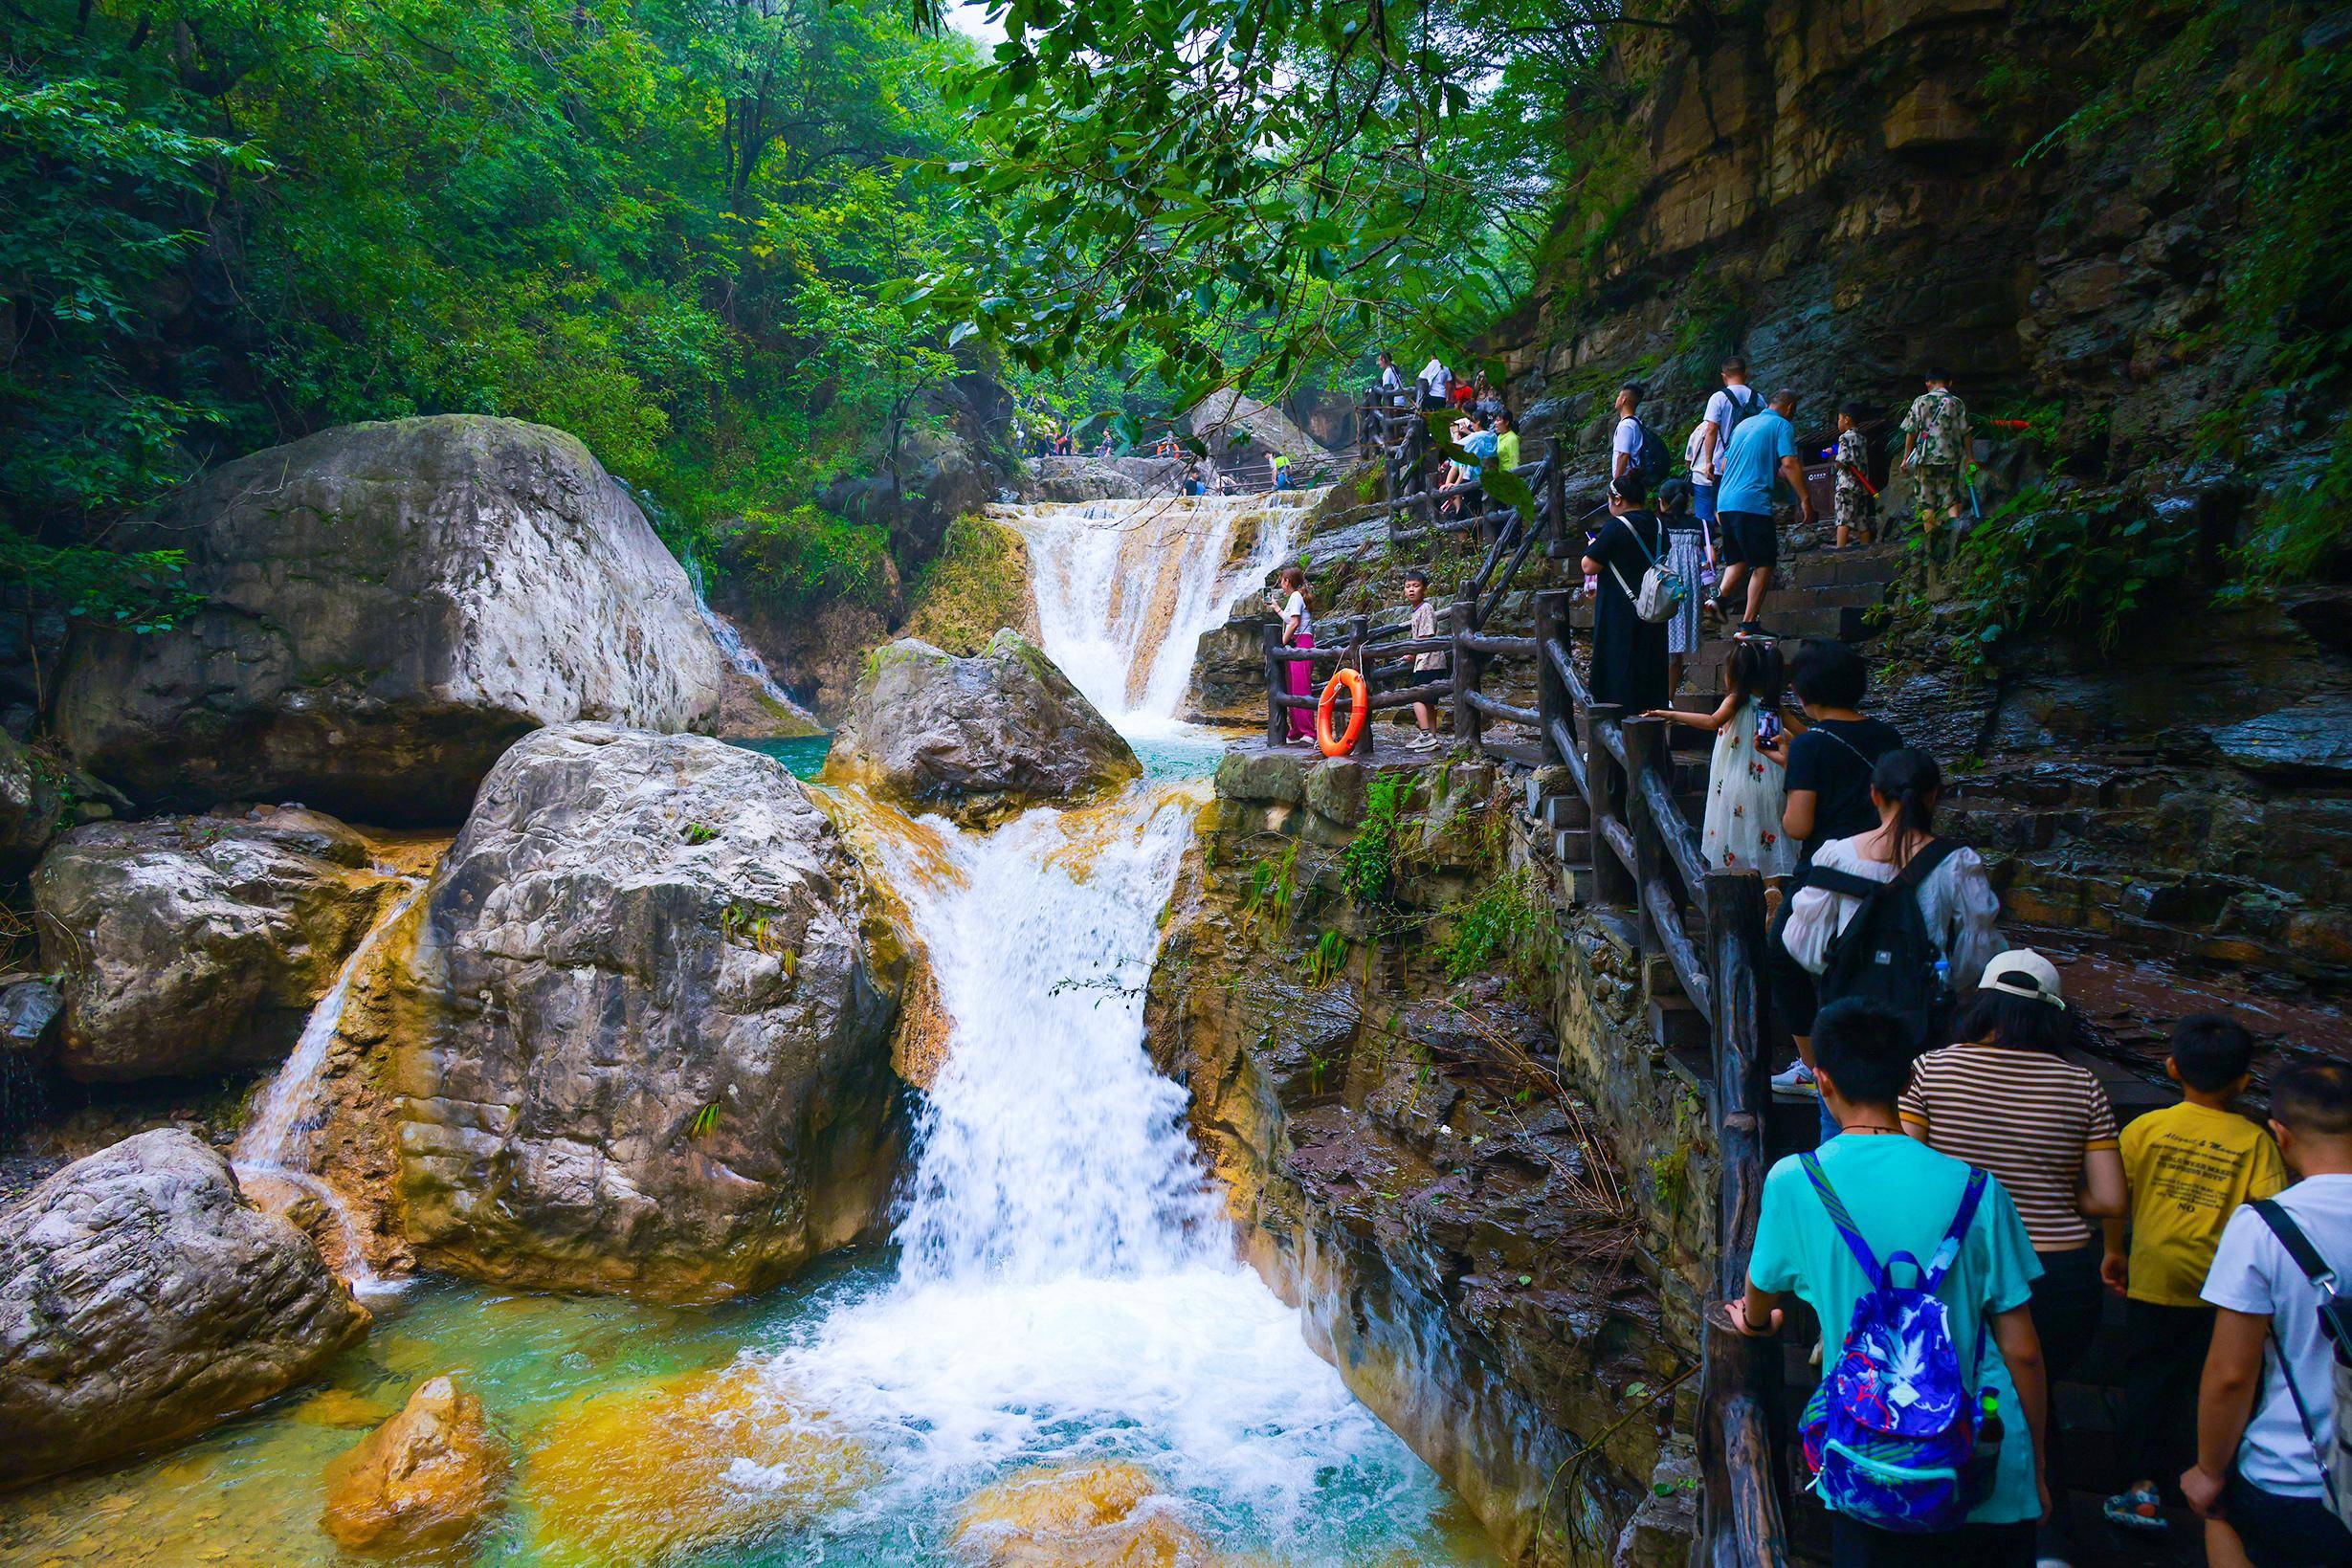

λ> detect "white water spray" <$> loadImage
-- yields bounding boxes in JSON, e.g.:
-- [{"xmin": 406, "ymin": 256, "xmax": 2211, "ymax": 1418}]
[
  {"xmin": 998, "ymin": 491, "xmax": 1307, "ymax": 730},
  {"xmin": 746, "ymin": 482, "xmax": 1483, "ymax": 1558},
  {"xmin": 234, "ymin": 880, "xmax": 423, "ymax": 1295}
]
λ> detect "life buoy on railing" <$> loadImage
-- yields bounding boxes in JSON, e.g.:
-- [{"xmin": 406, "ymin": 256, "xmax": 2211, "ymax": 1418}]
[{"xmin": 1317, "ymin": 668, "xmax": 1369, "ymax": 758}]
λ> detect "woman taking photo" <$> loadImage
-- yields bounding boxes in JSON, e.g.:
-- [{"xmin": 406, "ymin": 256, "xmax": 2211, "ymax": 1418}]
[{"xmin": 1581, "ymin": 473, "xmax": 1671, "ymax": 713}]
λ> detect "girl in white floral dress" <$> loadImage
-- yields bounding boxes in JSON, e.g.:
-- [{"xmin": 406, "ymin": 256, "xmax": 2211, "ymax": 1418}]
[{"xmin": 1645, "ymin": 640, "xmax": 1797, "ymax": 878}]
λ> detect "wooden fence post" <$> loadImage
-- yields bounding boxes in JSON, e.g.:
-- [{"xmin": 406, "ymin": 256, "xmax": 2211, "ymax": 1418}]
[
  {"xmin": 1344, "ymin": 615, "xmax": 1373, "ymax": 758},
  {"xmin": 1533, "ymin": 589, "xmax": 1570, "ymax": 768},
  {"xmin": 1263, "ymin": 621, "xmax": 1287, "ymax": 747},
  {"xmin": 1448, "ymin": 598, "xmax": 1480, "ymax": 751},
  {"xmin": 1586, "ymin": 704, "xmax": 1633, "ymax": 907},
  {"xmin": 1623, "ymin": 715, "xmax": 1667, "ymax": 955},
  {"xmin": 1695, "ymin": 869, "xmax": 1786, "ymax": 1568}
]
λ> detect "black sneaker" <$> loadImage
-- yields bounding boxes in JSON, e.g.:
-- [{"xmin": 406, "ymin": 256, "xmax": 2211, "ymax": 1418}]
[{"xmin": 1737, "ymin": 621, "xmax": 1774, "ymax": 640}]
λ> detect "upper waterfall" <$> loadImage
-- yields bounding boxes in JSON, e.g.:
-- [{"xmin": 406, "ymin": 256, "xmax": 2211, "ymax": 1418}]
[{"xmin": 997, "ymin": 490, "xmax": 1311, "ymax": 730}]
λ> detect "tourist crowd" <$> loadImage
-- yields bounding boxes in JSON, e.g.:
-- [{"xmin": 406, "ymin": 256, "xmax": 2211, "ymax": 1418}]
[{"xmin": 1337, "ymin": 349, "xmax": 2352, "ymax": 1568}]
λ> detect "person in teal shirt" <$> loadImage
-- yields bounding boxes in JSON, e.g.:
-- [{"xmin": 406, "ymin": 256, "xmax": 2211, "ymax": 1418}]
[
  {"xmin": 1709, "ymin": 386, "xmax": 1815, "ymax": 638},
  {"xmin": 1730, "ymin": 997, "xmax": 2052, "ymax": 1566}
]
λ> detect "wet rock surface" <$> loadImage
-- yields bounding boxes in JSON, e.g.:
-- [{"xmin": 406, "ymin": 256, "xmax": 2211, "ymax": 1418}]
[
  {"xmin": 32, "ymin": 806, "xmax": 404, "ymax": 1083},
  {"xmin": 0, "ymin": 1129, "xmax": 368, "ymax": 1486},
  {"xmin": 321, "ymin": 1373, "xmax": 508, "ymax": 1553},
  {"xmin": 827, "ymin": 630, "xmax": 1138, "ymax": 827},
  {"xmin": 388, "ymin": 722, "xmax": 904, "ymax": 1300},
  {"xmin": 53, "ymin": 415, "xmax": 725, "ymax": 824},
  {"xmin": 1147, "ymin": 752, "xmax": 1687, "ymax": 1567}
]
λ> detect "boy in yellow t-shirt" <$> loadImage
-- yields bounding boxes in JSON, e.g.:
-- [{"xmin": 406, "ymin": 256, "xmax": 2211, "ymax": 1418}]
[{"xmin": 2100, "ymin": 1016, "xmax": 2287, "ymax": 1534}]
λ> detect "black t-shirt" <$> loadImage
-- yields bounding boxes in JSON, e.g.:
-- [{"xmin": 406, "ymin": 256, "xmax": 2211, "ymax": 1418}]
[{"xmin": 1784, "ymin": 716, "xmax": 1903, "ymax": 863}]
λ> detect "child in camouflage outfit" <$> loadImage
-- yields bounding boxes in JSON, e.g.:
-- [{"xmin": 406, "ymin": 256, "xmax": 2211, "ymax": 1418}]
[
  {"xmin": 1832, "ymin": 401, "xmax": 1873, "ymax": 549},
  {"xmin": 1900, "ymin": 371, "xmax": 1970, "ymax": 547}
]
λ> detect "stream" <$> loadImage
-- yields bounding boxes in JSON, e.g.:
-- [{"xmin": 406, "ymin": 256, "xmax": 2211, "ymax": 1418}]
[{"xmin": 0, "ymin": 491, "xmax": 1507, "ymax": 1567}]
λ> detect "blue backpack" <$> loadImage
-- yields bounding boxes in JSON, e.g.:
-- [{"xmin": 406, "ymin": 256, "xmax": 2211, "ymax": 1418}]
[{"xmin": 1797, "ymin": 1155, "xmax": 1999, "ymax": 1533}]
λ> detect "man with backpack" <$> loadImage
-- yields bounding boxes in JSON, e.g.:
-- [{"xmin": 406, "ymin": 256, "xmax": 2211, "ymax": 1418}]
[
  {"xmin": 1609, "ymin": 383, "xmax": 1669, "ymax": 490},
  {"xmin": 1711, "ymin": 386, "xmax": 1814, "ymax": 639},
  {"xmin": 2186, "ymin": 1060, "xmax": 2352, "ymax": 1567},
  {"xmin": 1730, "ymin": 996, "xmax": 2052, "ymax": 1566},
  {"xmin": 1694, "ymin": 356, "xmax": 1763, "ymax": 518}
]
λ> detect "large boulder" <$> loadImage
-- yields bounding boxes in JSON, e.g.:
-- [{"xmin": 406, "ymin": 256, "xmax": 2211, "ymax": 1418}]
[
  {"xmin": 31, "ymin": 806, "xmax": 404, "ymax": 1082},
  {"xmin": 322, "ymin": 1374, "xmax": 509, "ymax": 1554},
  {"xmin": 53, "ymin": 415, "xmax": 726, "ymax": 825},
  {"xmin": 387, "ymin": 723, "xmax": 904, "ymax": 1301},
  {"xmin": 825, "ymin": 630, "xmax": 1139, "ymax": 825},
  {"xmin": 0, "ymin": 1129, "xmax": 368, "ymax": 1486},
  {"xmin": 1188, "ymin": 389, "xmax": 1334, "ymax": 461}
]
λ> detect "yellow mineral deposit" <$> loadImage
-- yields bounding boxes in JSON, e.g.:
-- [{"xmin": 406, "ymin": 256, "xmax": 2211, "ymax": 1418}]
[
  {"xmin": 522, "ymin": 1366, "xmax": 876, "ymax": 1568},
  {"xmin": 321, "ymin": 1374, "xmax": 509, "ymax": 1554},
  {"xmin": 950, "ymin": 1462, "xmax": 1219, "ymax": 1568}
]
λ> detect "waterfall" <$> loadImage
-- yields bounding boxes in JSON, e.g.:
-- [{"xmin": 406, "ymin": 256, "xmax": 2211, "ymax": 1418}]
[
  {"xmin": 997, "ymin": 491, "xmax": 1307, "ymax": 730},
  {"xmin": 670, "ymin": 521, "xmax": 824, "ymax": 728},
  {"xmin": 744, "ymin": 483, "xmax": 1475, "ymax": 1559},
  {"xmin": 233, "ymin": 880, "xmax": 424, "ymax": 1296}
]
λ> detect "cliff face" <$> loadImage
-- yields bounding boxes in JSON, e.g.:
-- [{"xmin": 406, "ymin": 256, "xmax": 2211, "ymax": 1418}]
[
  {"xmin": 1145, "ymin": 750, "xmax": 1702, "ymax": 1568},
  {"xmin": 1495, "ymin": 0, "xmax": 2352, "ymax": 1005}
]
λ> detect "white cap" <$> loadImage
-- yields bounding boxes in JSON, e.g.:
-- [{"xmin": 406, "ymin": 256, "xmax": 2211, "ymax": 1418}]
[{"xmin": 1979, "ymin": 949, "xmax": 2064, "ymax": 1007}]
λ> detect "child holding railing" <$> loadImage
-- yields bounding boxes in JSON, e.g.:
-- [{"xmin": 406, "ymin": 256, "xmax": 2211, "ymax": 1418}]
[{"xmin": 1645, "ymin": 638, "xmax": 1796, "ymax": 880}]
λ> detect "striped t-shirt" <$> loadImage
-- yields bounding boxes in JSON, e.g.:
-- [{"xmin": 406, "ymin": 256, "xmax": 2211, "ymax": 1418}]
[{"xmin": 1898, "ymin": 1043, "xmax": 2119, "ymax": 1250}]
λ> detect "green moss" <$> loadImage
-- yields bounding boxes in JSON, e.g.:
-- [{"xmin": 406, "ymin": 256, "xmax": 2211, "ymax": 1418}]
[{"xmin": 903, "ymin": 515, "xmax": 1036, "ymax": 655}]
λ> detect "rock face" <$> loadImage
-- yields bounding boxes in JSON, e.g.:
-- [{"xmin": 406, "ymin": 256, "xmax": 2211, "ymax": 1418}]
[
  {"xmin": 32, "ymin": 806, "xmax": 403, "ymax": 1082},
  {"xmin": 53, "ymin": 415, "xmax": 725, "ymax": 824},
  {"xmin": 0, "ymin": 1129, "xmax": 368, "ymax": 1486},
  {"xmin": 1187, "ymin": 389, "xmax": 1331, "ymax": 460},
  {"xmin": 388, "ymin": 723, "xmax": 904, "ymax": 1300},
  {"xmin": 0, "ymin": 732, "xmax": 68, "ymax": 875},
  {"xmin": 322, "ymin": 1374, "xmax": 509, "ymax": 1554},
  {"xmin": 827, "ymin": 630, "xmax": 1139, "ymax": 826},
  {"xmin": 1144, "ymin": 752, "xmax": 1691, "ymax": 1566}
]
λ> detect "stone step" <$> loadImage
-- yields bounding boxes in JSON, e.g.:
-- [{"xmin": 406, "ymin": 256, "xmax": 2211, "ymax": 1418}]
[
  {"xmin": 1554, "ymin": 828, "xmax": 1593, "ymax": 863},
  {"xmin": 1558, "ymin": 861, "xmax": 1596, "ymax": 904},
  {"xmin": 1539, "ymin": 793, "xmax": 1589, "ymax": 829}
]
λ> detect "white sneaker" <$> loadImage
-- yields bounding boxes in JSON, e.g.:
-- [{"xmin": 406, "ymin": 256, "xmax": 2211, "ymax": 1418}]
[{"xmin": 1768, "ymin": 1061, "xmax": 1818, "ymax": 1100}]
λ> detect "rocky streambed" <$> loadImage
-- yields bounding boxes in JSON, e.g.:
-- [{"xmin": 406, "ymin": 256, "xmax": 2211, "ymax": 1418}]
[{"xmin": 0, "ymin": 424, "xmax": 1566, "ymax": 1567}]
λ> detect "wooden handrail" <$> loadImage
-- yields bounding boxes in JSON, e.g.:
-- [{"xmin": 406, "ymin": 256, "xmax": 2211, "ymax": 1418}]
[{"xmin": 1336, "ymin": 403, "xmax": 1791, "ymax": 1565}]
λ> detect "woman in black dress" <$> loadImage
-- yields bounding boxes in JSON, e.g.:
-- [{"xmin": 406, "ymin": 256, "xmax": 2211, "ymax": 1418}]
[{"xmin": 1582, "ymin": 473, "xmax": 1671, "ymax": 713}]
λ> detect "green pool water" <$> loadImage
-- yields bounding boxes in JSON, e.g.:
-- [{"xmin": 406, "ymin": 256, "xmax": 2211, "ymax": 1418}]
[
  {"xmin": 730, "ymin": 734, "xmax": 832, "ymax": 780},
  {"xmin": 0, "ymin": 1257, "xmax": 1505, "ymax": 1568}
]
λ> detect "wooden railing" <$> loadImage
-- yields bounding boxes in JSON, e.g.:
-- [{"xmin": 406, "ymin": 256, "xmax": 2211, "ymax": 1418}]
[{"xmin": 1271, "ymin": 386, "xmax": 1789, "ymax": 1568}]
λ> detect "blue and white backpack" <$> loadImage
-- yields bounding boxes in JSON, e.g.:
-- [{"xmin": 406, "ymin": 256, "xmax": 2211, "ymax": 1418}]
[{"xmin": 1797, "ymin": 1154, "xmax": 1999, "ymax": 1533}]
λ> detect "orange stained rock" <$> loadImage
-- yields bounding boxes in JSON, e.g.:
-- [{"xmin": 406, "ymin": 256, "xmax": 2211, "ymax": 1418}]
[
  {"xmin": 322, "ymin": 1374, "xmax": 509, "ymax": 1555},
  {"xmin": 951, "ymin": 1462, "xmax": 1222, "ymax": 1567},
  {"xmin": 522, "ymin": 1366, "xmax": 876, "ymax": 1568}
]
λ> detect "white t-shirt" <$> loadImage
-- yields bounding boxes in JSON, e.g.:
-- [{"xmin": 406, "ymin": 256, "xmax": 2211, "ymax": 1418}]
[
  {"xmin": 1704, "ymin": 385, "xmax": 1762, "ymax": 455},
  {"xmin": 1612, "ymin": 415, "xmax": 1642, "ymax": 475},
  {"xmin": 1685, "ymin": 420, "xmax": 1719, "ymax": 485},
  {"xmin": 1283, "ymin": 590, "xmax": 1313, "ymax": 640},
  {"xmin": 2203, "ymin": 1174, "xmax": 2352, "ymax": 1497}
]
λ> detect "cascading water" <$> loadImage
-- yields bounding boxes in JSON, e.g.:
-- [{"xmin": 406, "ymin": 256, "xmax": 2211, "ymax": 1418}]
[
  {"xmin": 233, "ymin": 879, "xmax": 424, "ymax": 1296},
  {"xmin": 677, "ymin": 539, "xmax": 825, "ymax": 728},
  {"xmin": 734, "ymin": 482, "xmax": 1498, "ymax": 1562},
  {"xmin": 996, "ymin": 491, "xmax": 1305, "ymax": 729}
]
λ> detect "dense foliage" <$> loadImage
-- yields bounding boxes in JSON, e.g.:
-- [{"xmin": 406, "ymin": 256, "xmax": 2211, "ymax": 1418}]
[
  {"xmin": 916, "ymin": 0, "xmax": 1633, "ymax": 413},
  {"xmin": 2, "ymin": 0, "xmax": 980, "ymax": 613}
]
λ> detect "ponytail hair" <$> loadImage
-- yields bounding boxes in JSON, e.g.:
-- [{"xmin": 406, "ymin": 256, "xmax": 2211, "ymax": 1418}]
[
  {"xmin": 1725, "ymin": 639, "xmax": 1785, "ymax": 714},
  {"xmin": 1278, "ymin": 563, "xmax": 1311, "ymax": 610},
  {"xmin": 1871, "ymin": 747, "xmax": 1942, "ymax": 866}
]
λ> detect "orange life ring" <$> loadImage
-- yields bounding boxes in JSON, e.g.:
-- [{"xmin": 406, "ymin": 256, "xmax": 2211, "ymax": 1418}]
[{"xmin": 1317, "ymin": 668, "xmax": 1369, "ymax": 758}]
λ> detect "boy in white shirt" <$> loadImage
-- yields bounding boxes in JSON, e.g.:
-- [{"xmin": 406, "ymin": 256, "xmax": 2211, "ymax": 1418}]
[{"xmin": 2187, "ymin": 1059, "xmax": 2352, "ymax": 1567}]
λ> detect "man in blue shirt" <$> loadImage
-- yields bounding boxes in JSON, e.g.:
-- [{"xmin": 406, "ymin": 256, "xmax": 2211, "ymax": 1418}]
[{"xmin": 1711, "ymin": 386, "xmax": 1815, "ymax": 639}]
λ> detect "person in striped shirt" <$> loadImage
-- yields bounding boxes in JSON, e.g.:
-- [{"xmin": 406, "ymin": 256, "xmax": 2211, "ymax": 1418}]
[{"xmin": 1900, "ymin": 949, "xmax": 2126, "ymax": 1568}]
